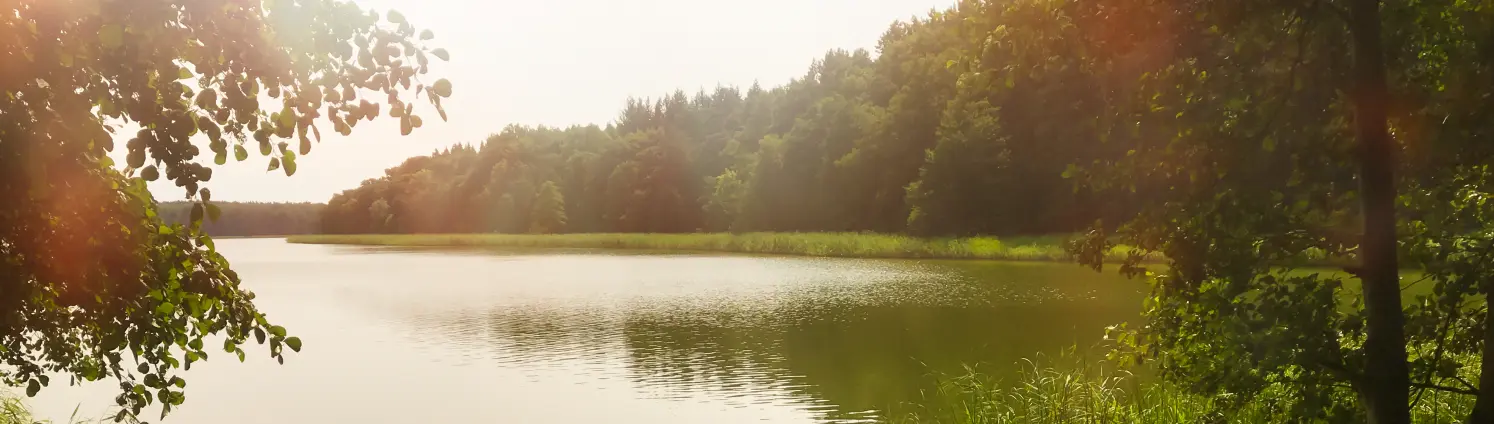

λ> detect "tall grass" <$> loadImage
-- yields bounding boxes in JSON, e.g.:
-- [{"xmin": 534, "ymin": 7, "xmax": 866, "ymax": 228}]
[
  {"xmin": 894, "ymin": 355, "xmax": 1475, "ymax": 424},
  {"xmin": 0, "ymin": 392, "xmax": 131, "ymax": 424},
  {"xmin": 893, "ymin": 358, "xmax": 1235, "ymax": 424},
  {"xmin": 288, "ymin": 232, "xmax": 1153, "ymax": 263},
  {"xmin": 0, "ymin": 393, "xmax": 34, "ymax": 424}
]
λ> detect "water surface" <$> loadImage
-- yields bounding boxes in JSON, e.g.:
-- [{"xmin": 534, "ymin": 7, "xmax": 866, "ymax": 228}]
[{"xmin": 30, "ymin": 238, "xmax": 1142, "ymax": 423}]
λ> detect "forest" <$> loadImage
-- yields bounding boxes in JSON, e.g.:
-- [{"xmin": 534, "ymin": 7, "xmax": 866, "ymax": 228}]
[
  {"xmin": 158, "ymin": 201, "xmax": 323, "ymax": 237},
  {"xmin": 319, "ymin": 8, "xmax": 1132, "ymax": 237}
]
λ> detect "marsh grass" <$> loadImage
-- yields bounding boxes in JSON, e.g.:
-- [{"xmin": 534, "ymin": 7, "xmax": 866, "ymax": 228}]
[
  {"xmin": 894, "ymin": 353, "xmax": 1475, "ymax": 424},
  {"xmin": 288, "ymin": 232, "xmax": 1154, "ymax": 263},
  {"xmin": 0, "ymin": 392, "xmax": 133, "ymax": 424},
  {"xmin": 0, "ymin": 393, "xmax": 33, "ymax": 424},
  {"xmin": 893, "ymin": 357, "xmax": 1233, "ymax": 424}
]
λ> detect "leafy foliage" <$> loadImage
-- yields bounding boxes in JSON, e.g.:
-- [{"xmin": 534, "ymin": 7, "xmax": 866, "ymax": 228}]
[
  {"xmin": 1, "ymin": 0, "xmax": 447, "ymax": 419},
  {"xmin": 1058, "ymin": 0, "xmax": 1494, "ymax": 421}
]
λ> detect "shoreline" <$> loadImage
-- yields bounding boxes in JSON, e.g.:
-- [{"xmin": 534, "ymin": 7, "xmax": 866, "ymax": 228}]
[{"xmin": 283, "ymin": 232, "xmax": 1152, "ymax": 263}]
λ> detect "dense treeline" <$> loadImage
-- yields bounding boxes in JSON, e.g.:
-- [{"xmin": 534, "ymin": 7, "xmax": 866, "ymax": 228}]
[
  {"xmin": 159, "ymin": 202, "xmax": 324, "ymax": 237},
  {"xmin": 321, "ymin": 3, "xmax": 1130, "ymax": 237}
]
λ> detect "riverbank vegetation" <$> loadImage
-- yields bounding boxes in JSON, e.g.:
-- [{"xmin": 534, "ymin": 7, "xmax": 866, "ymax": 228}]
[
  {"xmin": 896, "ymin": 355, "xmax": 1479, "ymax": 424},
  {"xmin": 288, "ymin": 232, "xmax": 1139, "ymax": 262}
]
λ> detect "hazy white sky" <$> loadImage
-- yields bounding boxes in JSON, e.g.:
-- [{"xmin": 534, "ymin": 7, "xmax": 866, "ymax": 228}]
[{"xmin": 130, "ymin": 0, "xmax": 954, "ymax": 202}]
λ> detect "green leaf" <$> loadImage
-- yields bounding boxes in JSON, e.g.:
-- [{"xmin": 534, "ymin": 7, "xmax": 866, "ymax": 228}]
[
  {"xmin": 283, "ymin": 154, "xmax": 297, "ymax": 177},
  {"xmin": 214, "ymin": 150, "xmax": 227, "ymax": 165},
  {"xmin": 188, "ymin": 338, "xmax": 203, "ymax": 350},
  {"xmin": 388, "ymin": 10, "xmax": 406, "ymax": 24},
  {"xmin": 267, "ymin": 157, "xmax": 280, "ymax": 172},
  {"xmin": 200, "ymin": 188, "xmax": 212, "ymax": 202},
  {"xmin": 299, "ymin": 135, "xmax": 311, "ymax": 155},
  {"xmin": 26, "ymin": 380, "xmax": 39, "ymax": 397},
  {"xmin": 284, "ymin": 337, "xmax": 302, "ymax": 352},
  {"xmin": 99, "ymin": 24, "xmax": 123, "ymax": 49},
  {"xmin": 269, "ymin": 325, "xmax": 287, "ymax": 338},
  {"xmin": 158, "ymin": 226, "xmax": 174, "ymax": 235},
  {"xmin": 431, "ymin": 48, "xmax": 450, "ymax": 62},
  {"xmin": 420, "ymin": 29, "xmax": 434, "ymax": 40},
  {"xmin": 254, "ymin": 327, "xmax": 266, "ymax": 344},
  {"xmin": 126, "ymin": 149, "xmax": 145, "ymax": 168},
  {"xmin": 235, "ymin": 145, "xmax": 249, "ymax": 161},
  {"xmin": 171, "ymin": 377, "xmax": 185, "ymax": 388},
  {"xmin": 178, "ymin": 67, "xmax": 192, "ymax": 80},
  {"xmin": 206, "ymin": 203, "xmax": 222, "ymax": 222},
  {"xmin": 431, "ymin": 79, "xmax": 452, "ymax": 97},
  {"xmin": 190, "ymin": 204, "xmax": 204, "ymax": 224},
  {"xmin": 141, "ymin": 165, "xmax": 159, "ymax": 181}
]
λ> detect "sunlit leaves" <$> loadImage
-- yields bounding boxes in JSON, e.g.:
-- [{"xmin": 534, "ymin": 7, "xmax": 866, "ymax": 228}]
[
  {"xmin": 282, "ymin": 152, "xmax": 298, "ymax": 177},
  {"xmin": 431, "ymin": 79, "xmax": 452, "ymax": 98}
]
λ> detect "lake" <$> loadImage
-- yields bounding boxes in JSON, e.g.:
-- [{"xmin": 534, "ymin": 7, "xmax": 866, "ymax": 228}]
[{"xmin": 28, "ymin": 238, "xmax": 1143, "ymax": 423}]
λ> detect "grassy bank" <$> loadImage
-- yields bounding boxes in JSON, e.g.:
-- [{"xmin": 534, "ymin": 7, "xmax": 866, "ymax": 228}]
[
  {"xmin": 893, "ymin": 358, "xmax": 1474, "ymax": 424},
  {"xmin": 287, "ymin": 232, "xmax": 1146, "ymax": 262}
]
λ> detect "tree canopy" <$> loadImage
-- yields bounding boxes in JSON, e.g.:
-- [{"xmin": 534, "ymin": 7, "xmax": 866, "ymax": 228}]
[
  {"xmin": 322, "ymin": 31, "xmax": 1124, "ymax": 237},
  {"xmin": 1, "ymin": 0, "xmax": 448, "ymax": 419}
]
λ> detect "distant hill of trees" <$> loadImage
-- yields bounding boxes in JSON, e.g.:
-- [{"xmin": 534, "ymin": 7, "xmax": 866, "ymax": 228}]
[
  {"xmin": 159, "ymin": 201, "xmax": 324, "ymax": 237},
  {"xmin": 317, "ymin": 5, "xmax": 1130, "ymax": 237}
]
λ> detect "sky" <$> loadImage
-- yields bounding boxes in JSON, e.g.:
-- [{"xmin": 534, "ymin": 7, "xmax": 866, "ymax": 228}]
[{"xmin": 126, "ymin": 0, "xmax": 956, "ymax": 202}]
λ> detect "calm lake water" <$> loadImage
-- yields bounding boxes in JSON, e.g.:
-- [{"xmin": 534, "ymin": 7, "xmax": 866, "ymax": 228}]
[{"xmin": 30, "ymin": 238, "xmax": 1143, "ymax": 423}]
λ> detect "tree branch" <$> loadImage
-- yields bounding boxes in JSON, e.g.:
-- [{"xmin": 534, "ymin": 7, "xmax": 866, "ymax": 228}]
[{"xmin": 1411, "ymin": 382, "xmax": 1478, "ymax": 396}]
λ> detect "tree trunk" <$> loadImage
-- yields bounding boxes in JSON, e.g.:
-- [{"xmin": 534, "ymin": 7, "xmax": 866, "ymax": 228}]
[
  {"xmin": 1472, "ymin": 304, "xmax": 1494, "ymax": 423},
  {"xmin": 1346, "ymin": 0, "xmax": 1411, "ymax": 423}
]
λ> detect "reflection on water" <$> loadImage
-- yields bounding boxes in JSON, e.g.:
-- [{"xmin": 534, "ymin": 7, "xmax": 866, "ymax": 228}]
[{"xmin": 27, "ymin": 239, "xmax": 1142, "ymax": 423}]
